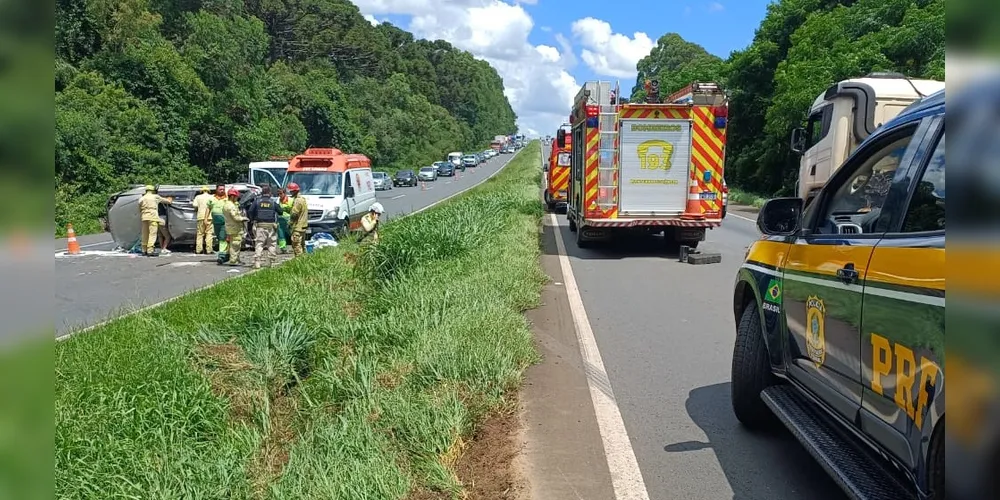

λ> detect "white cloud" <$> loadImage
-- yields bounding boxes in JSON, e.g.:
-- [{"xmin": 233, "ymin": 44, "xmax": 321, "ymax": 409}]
[
  {"xmin": 350, "ymin": 0, "xmax": 580, "ymax": 137},
  {"xmin": 363, "ymin": 13, "xmax": 379, "ymax": 25},
  {"xmin": 708, "ymin": 2, "xmax": 725, "ymax": 12},
  {"xmin": 540, "ymin": 25, "xmax": 552, "ymax": 32},
  {"xmin": 571, "ymin": 17, "xmax": 654, "ymax": 79}
]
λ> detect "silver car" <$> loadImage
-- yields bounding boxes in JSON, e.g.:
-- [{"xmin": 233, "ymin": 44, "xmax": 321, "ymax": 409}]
[
  {"xmin": 104, "ymin": 183, "xmax": 261, "ymax": 251},
  {"xmin": 417, "ymin": 166, "xmax": 438, "ymax": 181},
  {"xmin": 372, "ymin": 171, "xmax": 392, "ymax": 191}
]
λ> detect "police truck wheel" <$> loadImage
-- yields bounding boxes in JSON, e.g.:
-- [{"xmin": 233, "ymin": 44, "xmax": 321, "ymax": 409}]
[{"xmin": 731, "ymin": 302, "xmax": 778, "ymax": 431}]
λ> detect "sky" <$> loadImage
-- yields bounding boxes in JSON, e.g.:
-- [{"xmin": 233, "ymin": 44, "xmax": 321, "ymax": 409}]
[{"xmin": 351, "ymin": 0, "xmax": 773, "ymax": 138}]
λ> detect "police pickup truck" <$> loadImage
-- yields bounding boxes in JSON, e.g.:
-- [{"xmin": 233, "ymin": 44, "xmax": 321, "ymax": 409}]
[{"xmin": 731, "ymin": 90, "xmax": 945, "ymax": 500}]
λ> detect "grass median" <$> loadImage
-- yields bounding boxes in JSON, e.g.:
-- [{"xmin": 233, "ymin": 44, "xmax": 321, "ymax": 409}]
[{"xmin": 56, "ymin": 143, "xmax": 547, "ymax": 499}]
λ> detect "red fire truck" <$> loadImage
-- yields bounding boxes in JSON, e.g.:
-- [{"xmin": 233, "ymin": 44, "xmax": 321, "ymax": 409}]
[
  {"xmin": 563, "ymin": 80, "xmax": 729, "ymax": 249},
  {"xmin": 544, "ymin": 123, "xmax": 572, "ymax": 211}
]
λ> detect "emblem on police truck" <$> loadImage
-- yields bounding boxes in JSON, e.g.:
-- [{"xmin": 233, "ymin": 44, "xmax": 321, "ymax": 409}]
[{"xmin": 805, "ymin": 296, "xmax": 826, "ymax": 367}]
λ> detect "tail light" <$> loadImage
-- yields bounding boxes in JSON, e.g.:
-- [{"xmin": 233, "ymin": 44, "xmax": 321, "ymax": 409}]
[{"xmin": 713, "ymin": 105, "xmax": 728, "ymax": 129}]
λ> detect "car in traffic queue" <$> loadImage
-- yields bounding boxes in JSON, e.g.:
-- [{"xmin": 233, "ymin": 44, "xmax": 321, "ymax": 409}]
[
  {"xmin": 434, "ymin": 161, "xmax": 456, "ymax": 176},
  {"xmin": 730, "ymin": 90, "xmax": 945, "ymax": 500},
  {"xmin": 461, "ymin": 154, "xmax": 478, "ymax": 169},
  {"xmin": 393, "ymin": 169, "xmax": 417, "ymax": 187},
  {"xmin": 372, "ymin": 171, "xmax": 393, "ymax": 191},
  {"xmin": 417, "ymin": 166, "xmax": 438, "ymax": 182}
]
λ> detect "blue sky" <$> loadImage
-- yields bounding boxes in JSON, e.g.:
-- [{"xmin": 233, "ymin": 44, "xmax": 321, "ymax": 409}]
[{"xmin": 355, "ymin": 0, "xmax": 772, "ymax": 136}]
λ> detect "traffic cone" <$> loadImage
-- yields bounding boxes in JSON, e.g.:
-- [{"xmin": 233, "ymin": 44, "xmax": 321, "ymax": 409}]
[
  {"xmin": 422, "ymin": 181, "xmax": 427, "ymax": 191},
  {"xmin": 680, "ymin": 181, "xmax": 705, "ymax": 220},
  {"xmin": 66, "ymin": 223, "xmax": 81, "ymax": 254}
]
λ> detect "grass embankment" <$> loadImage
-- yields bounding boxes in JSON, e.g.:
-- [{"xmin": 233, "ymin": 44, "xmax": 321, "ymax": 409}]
[
  {"xmin": 56, "ymin": 143, "xmax": 547, "ymax": 499},
  {"xmin": 727, "ymin": 187, "xmax": 768, "ymax": 208}
]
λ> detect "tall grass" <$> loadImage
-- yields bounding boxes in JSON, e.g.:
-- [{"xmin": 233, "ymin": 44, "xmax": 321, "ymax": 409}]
[{"xmin": 56, "ymin": 143, "xmax": 546, "ymax": 499}]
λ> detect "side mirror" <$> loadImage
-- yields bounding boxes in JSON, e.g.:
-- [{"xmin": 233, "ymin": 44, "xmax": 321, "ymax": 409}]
[
  {"xmin": 790, "ymin": 127, "xmax": 806, "ymax": 155},
  {"xmin": 345, "ymin": 186, "xmax": 355, "ymax": 198},
  {"xmin": 556, "ymin": 129, "xmax": 566, "ymax": 148},
  {"xmin": 757, "ymin": 197, "xmax": 804, "ymax": 236}
]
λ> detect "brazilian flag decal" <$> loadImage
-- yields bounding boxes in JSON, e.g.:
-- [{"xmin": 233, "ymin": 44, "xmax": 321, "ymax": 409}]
[{"xmin": 765, "ymin": 278, "xmax": 782, "ymax": 303}]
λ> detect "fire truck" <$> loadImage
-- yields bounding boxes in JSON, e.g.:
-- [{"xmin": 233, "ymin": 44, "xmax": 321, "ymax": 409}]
[
  {"xmin": 563, "ymin": 80, "xmax": 729, "ymax": 249},
  {"xmin": 544, "ymin": 123, "xmax": 572, "ymax": 211}
]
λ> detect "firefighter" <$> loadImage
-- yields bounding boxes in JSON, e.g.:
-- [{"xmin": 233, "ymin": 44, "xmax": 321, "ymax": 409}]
[
  {"xmin": 222, "ymin": 188, "xmax": 248, "ymax": 266},
  {"xmin": 287, "ymin": 182, "xmax": 309, "ymax": 256},
  {"xmin": 138, "ymin": 184, "xmax": 172, "ymax": 256},
  {"xmin": 276, "ymin": 187, "xmax": 293, "ymax": 253},
  {"xmin": 357, "ymin": 202, "xmax": 384, "ymax": 244},
  {"xmin": 208, "ymin": 185, "xmax": 228, "ymax": 256},
  {"xmin": 192, "ymin": 185, "xmax": 215, "ymax": 254},
  {"xmin": 248, "ymin": 185, "xmax": 282, "ymax": 269}
]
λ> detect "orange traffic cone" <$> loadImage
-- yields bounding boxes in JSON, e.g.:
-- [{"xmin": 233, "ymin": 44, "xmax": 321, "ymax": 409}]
[
  {"xmin": 421, "ymin": 181, "xmax": 427, "ymax": 191},
  {"xmin": 680, "ymin": 181, "xmax": 705, "ymax": 220},
  {"xmin": 66, "ymin": 223, "xmax": 81, "ymax": 254}
]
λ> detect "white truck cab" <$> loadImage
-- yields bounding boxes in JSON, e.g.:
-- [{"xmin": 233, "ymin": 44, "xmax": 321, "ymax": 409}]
[
  {"xmin": 248, "ymin": 160, "xmax": 289, "ymax": 193},
  {"xmin": 447, "ymin": 152, "xmax": 464, "ymax": 167},
  {"xmin": 790, "ymin": 73, "xmax": 944, "ymax": 204}
]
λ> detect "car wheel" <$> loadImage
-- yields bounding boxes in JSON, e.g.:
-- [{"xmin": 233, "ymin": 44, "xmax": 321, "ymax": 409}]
[{"xmin": 731, "ymin": 302, "xmax": 778, "ymax": 431}]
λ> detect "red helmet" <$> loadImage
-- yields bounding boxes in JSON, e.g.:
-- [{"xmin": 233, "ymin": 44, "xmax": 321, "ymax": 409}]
[
  {"xmin": 227, "ymin": 188, "xmax": 240, "ymax": 197},
  {"xmin": 286, "ymin": 182, "xmax": 300, "ymax": 192}
]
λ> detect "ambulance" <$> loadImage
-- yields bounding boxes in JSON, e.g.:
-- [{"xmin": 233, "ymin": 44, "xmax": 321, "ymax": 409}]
[
  {"xmin": 544, "ymin": 123, "xmax": 572, "ymax": 211},
  {"xmin": 282, "ymin": 148, "xmax": 378, "ymax": 236},
  {"xmin": 564, "ymin": 80, "xmax": 729, "ymax": 249}
]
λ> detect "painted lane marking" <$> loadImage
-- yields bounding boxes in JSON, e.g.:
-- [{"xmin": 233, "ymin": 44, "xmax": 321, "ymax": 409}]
[
  {"xmin": 390, "ymin": 194, "xmax": 406, "ymax": 200},
  {"xmin": 548, "ymin": 213, "xmax": 651, "ymax": 500}
]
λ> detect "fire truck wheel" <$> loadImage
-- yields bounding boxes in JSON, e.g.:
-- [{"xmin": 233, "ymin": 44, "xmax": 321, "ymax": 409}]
[
  {"xmin": 575, "ymin": 226, "xmax": 591, "ymax": 248},
  {"xmin": 679, "ymin": 240, "xmax": 700, "ymax": 250},
  {"xmin": 568, "ymin": 217, "xmax": 577, "ymax": 232}
]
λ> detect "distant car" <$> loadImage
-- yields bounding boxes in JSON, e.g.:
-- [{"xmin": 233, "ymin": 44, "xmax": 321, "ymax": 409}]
[
  {"xmin": 418, "ymin": 166, "xmax": 438, "ymax": 181},
  {"xmin": 462, "ymin": 154, "xmax": 478, "ymax": 168},
  {"xmin": 393, "ymin": 169, "xmax": 417, "ymax": 187},
  {"xmin": 476, "ymin": 153, "xmax": 486, "ymax": 165},
  {"xmin": 372, "ymin": 171, "xmax": 392, "ymax": 191},
  {"xmin": 435, "ymin": 161, "xmax": 455, "ymax": 176}
]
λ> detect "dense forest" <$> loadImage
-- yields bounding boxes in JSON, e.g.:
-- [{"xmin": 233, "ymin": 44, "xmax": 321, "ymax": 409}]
[
  {"xmin": 631, "ymin": 0, "xmax": 944, "ymax": 197},
  {"xmin": 55, "ymin": 0, "xmax": 517, "ymax": 235}
]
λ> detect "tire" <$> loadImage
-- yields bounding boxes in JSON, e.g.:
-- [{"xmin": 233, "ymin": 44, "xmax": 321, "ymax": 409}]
[
  {"xmin": 927, "ymin": 420, "xmax": 945, "ymax": 499},
  {"xmin": 575, "ymin": 225, "xmax": 591, "ymax": 248},
  {"xmin": 731, "ymin": 302, "xmax": 778, "ymax": 430},
  {"xmin": 568, "ymin": 217, "xmax": 577, "ymax": 232}
]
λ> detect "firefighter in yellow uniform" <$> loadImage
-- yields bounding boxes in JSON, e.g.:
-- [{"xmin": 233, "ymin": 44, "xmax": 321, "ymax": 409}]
[
  {"xmin": 209, "ymin": 185, "xmax": 229, "ymax": 256},
  {"xmin": 357, "ymin": 202, "xmax": 384, "ymax": 244},
  {"xmin": 192, "ymin": 185, "xmax": 215, "ymax": 254},
  {"xmin": 138, "ymin": 185, "xmax": 172, "ymax": 256},
  {"xmin": 222, "ymin": 188, "xmax": 248, "ymax": 265},
  {"xmin": 287, "ymin": 182, "xmax": 309, "ymax": 256}
]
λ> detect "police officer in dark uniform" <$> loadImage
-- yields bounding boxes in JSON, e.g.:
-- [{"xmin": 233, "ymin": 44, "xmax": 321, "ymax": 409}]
[{"xmin": 247, "ymin": 185, "xmax": 282, "ymax": 269}]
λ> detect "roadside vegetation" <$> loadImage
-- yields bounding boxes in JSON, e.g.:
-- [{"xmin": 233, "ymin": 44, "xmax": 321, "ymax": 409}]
[
  {"xmin": 726, "ymin": 188, "xmax": 768, "ymax": 209},
  {"xmin": 630, "ymin": 0, "xmax": 944, "ymax": 198},
  {"xmin": 55, "ymin": 0, "xmax": 517, "ymax": 236},
  {"xmin": 56, "ymin": 143, "xmax": 546, "ymax": 499}
]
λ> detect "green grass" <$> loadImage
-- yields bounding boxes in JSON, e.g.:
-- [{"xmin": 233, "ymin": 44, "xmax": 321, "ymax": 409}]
[
  {"xmin": 56, "ymin": 143, "xmax": 547, "ymax": 499},
  {"xmin": 727, "ymin": 187, "xmax": 768, "ymax": 208}
]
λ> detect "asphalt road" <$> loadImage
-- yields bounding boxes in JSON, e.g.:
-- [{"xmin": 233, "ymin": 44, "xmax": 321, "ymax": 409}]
[
  {"xmin": 54, "ymin": 152, "xmax": 519, "ymax": 337},
  {"xmin": 525, "ymin": 143, "xmax": 846, "ymax": 500}
]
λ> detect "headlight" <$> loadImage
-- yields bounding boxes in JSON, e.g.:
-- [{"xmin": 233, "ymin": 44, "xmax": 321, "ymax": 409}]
[{"xmin": 323, "ymin": 207, "xmax": 339, "ymax": 220}]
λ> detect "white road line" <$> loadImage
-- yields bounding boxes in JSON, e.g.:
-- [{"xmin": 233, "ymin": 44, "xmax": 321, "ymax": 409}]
[
  {"xmin": 729, "ymin": 212, "xmax": 756, "ymax": 223},
  {"xmin": 390, "ymin": 194, "xmax": 406, "ymax": 200},
  {"xmin": 55, "ymin": 239, "xmax": 115, "ymax": 254},
  {"xmin": 548, "ymin": 213, "xmax": 651, "ymax": 500}
]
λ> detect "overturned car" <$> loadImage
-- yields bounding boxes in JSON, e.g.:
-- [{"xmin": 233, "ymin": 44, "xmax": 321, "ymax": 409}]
[{"xmin": 104, "ymin": 184, "xmax": 263, "ymax": 251}]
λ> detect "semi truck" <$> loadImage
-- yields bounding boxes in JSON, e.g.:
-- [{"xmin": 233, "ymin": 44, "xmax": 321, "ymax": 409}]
[
  {"xmin": 564, "ymin": 80, "xmax": 729, "ymax": 249},
  {"xmin": 790, "ymin": 72, "xmax": 945, "ymax": 205}
]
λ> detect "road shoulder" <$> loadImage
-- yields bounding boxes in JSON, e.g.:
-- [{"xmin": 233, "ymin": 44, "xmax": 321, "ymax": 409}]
[{"xmin": 515, "ymin": 218, "xmax": 615, "ymax": 500}]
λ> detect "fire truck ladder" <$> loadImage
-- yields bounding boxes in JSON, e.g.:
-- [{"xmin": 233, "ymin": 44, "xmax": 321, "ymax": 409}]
[{"xmin": 596, "ymin": 80, "xmax": 620, "ymax": 210}]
